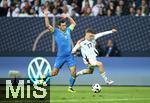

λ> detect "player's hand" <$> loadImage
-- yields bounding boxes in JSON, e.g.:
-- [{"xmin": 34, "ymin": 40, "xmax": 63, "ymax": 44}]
[
  {"xmin": 112, "ymin": 28, "xmax": 117, "ymax": 32},
  {"xmin": 61, "ymin": 14, "xmax": 68, "ymax": 19},
  {"xmin": 71, "ymin": 50, "xmax": 76, "ymax": 54}
]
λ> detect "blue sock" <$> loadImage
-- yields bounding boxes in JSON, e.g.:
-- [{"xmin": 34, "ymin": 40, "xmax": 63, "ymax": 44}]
[{"xmin": 69, "ymin": 76, "xmax": 76, "ymax": 87}]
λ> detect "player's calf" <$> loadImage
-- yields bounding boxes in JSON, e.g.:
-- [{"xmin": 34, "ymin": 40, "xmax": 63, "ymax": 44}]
[
  {"xmin": 76, "ymin": 69, "xmax": 93, "ymax": 77},
  {"xmin": 96, "ymin": 61, "xmax": 105, "ymax": 73},
  {"xmin": 68, "ymin": 66, "xmax": 76, "ymax": 92}
]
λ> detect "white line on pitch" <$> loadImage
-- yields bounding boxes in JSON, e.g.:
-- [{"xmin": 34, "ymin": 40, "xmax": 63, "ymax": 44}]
[{"xmin": 50, "ymin": 98, "xmax": 150, "ymax": 102}]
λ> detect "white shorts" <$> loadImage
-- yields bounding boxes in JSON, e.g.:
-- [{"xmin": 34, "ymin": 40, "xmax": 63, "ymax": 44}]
[{"xmin": 83, "ymin": 56, "xmax": 97, "ymax": 66}]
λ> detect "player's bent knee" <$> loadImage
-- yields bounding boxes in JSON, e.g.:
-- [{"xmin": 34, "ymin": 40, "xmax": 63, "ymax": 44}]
[
  {"xmin": 70, "ymin": 71, "xmax": 76, "ymax": 77},
  {"xmin": 88, "ymin": 71, "xmax": 93, "ymax": 74},
  {"xmin": 52, "ymin": 71, "xmax": 58, "ymax": 76},
  {"xmin": 70, "ymin": 68, "xmax": 76, "ymax": 74},
  {"xmin": 71, "ymin": 71, "xmax": 76, "ymax": 76},
  {"xmin": 88, "ymin": 70, "xmax": 93, "ymax": 74}
]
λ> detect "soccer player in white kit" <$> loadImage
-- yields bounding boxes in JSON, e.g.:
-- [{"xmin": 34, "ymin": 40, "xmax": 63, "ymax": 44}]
[{"xmin": 72, "ymin": 28, "xmax": 117, "ymax": 85}]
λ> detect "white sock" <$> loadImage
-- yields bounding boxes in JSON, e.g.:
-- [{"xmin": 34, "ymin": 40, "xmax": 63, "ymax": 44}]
[
  {"xmin": 69, "ymin": 86, "xmax": 72, "ymax": 89},
  {"xmin": 101, "ymin": 72, "xmax": 108, "ymax": 82},
  {"xmin": 76, "ymin": 69, "xmax": 87, "ymax": 77}
]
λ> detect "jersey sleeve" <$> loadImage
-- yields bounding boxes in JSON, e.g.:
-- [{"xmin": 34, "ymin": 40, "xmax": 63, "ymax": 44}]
[
  {"xmin": 52, "ymin": 28, "xmax": 58, "ymax": 36},
  {"xmin": 94, "ymin": 30, "xmax": 113, "ymax": 40},
  {"xmin": 69, "ymin": 24, "xmax": 75, "ymax": 31},
  {"xmin": 72, "ymin": 43, "xmax": 81, "ymax": 52},
  {"xmin": 66, "ymin": 24, "xmax": 75, "ymax": 35},
  {"xmin": 50, "ymin": 28, "xmax": 55, "ymax": 33}
]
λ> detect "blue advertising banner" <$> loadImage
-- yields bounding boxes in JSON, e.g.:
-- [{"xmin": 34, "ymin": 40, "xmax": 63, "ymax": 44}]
[{"xmin": 0, "ymin": 57, "xmax": 150, "ymax": 86}]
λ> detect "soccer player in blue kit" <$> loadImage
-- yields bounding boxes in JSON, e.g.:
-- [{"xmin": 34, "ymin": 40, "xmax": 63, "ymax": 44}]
[{"xmin": 44, "ymin": 9, "xmax": 76, "ymax": 92}]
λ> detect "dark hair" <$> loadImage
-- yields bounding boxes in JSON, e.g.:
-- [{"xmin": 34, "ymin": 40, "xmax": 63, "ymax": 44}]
[
  {"xmin": 57, "ymin": 19, "xmax": 66, "ymax": 26},
  {"xmin": 137, "ymin": 7, "xmax": 142, "ymax": 10},
  {"xmin": 85, "ymin": 28, "xmax": 95, "ymax": 34}
]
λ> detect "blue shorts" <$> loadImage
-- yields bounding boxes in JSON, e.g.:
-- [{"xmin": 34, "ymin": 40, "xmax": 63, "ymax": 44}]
[{"xmin": 54, "ymin": 54, "xmax": 76, "ymax": 69}]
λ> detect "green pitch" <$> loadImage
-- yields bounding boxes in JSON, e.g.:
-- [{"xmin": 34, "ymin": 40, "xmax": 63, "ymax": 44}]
[{"xmin": 50, "ymin": 86, "xmax": 150, "ymax": 103}]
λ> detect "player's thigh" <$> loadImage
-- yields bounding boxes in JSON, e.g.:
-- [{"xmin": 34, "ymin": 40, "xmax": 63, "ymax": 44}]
[
  {"xmin": 95, "ymin": 61, "xmax": 103, "ymax": 67},
  {"xmin": 66, "ymin": 55, "xmax": 76, "ymax": 75},
  {"xmin": 54, "ymin": 56, "xmax": 65, "ymax": 69},
  {"xmin": 66, "ymin": 55, "xmax": 76, "ymax": 68},
  {"xmin": 88, "ymin": 57, "xmax": 97, "ymax": 66}
]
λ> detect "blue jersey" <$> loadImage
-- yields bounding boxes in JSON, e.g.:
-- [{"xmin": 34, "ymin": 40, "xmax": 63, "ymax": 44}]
[{"xmin": 53, "ymin": 27, "xmax": 72, "ymax": 56}]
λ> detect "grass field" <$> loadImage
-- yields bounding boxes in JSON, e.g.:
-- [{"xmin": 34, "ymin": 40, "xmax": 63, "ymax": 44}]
[
  {"xmin": 50, "ymin": 86, "xmax": 150, "ymax": 103},
  {"xmin": 1, "ymin": 85, "xmax": 150, "ymax": 103}
]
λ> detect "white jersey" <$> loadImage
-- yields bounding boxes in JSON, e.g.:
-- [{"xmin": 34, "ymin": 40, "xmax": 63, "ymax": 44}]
[
  {"xmin": 80, "ymin": 39, "xmax": 98, "ymax": 61},
  {"xmin": 72, "ymin": 30, "xmax": 113, "ymax": 65}
]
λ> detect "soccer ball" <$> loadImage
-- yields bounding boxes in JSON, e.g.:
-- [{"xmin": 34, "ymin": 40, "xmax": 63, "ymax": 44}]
[{"xmin": 92, "ymin": 83, "xmax": 102, "ymax": 93}]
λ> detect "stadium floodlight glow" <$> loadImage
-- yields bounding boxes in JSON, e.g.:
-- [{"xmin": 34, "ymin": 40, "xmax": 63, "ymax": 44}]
[{"xmin": 28, "ymin": 57, "xmax": 51, "ymax": 84}]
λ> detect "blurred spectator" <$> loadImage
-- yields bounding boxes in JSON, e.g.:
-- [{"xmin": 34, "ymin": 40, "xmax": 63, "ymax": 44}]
[
  {"xmin": 38, "ymin": 4, "xmax": 46, "ymax": 17},
  {"xmin": 0, "ymin": 0, "xmax": 10, "ymax": 7},
  {"xmin": 92, "ymin": 0, "xmax": 104, "ymax": 16},
  {"xmin": 29, "ymin": 8, "xmax": 37, "ymax": 17},
  {"xmin": 97, "ymin": 7, "xmax": 105, "ymax": 16},
  {"xmin": 62, "ymin": 5, "xmax": 70, "ymax": 16},
  {"xmin": 135, "ymin": 7, "xmax": 145, "ymax": 16},
  {"xmin": 63, "ymin": 0, "xmax": 73, "ymax": 15},
  {"xmin": 67, "ymin": 0, "xmax": 81, "ymax": 14},
  {"xmin": 107, "ymin": 1, "xmax": 115, "ymax": 15},
  {"xmin": 115, "ymin": 5, "xmax": 122, "ymax": 16},
  {"xmin": 107, "ymin": 9, "xmax": 113, "ymax": 16},
  {"xmin": 82, "ymin": 0, "xmax": 94, "ymax": 9},
  {"xmin": 71, "ymin": 8, "xmax": 79, "ymax": 17},
  {"xmin": 19, "ymin": 7, "xmax": 29, "ymax": 17},
  {"xmin": 104, "ymin": 39, "xmax": 120, "ymax": 57},
  {"xmin": 129, "ymin": 6, "xmax": 135, "ymax": 16},
  {"xmin": 82, "ymin": 6, "xmax": 93, "ymax": 16},
  {"xmin": 0, "ymin": 0, "xmax": 9, "ymax": 16},
  {"xmin": 141, "ymin": 0, "xmax": 149, "ymax": 15},
  {"xmin": 118, "ymin": 0, "xmax": 125, "ymax": 15},
  {"xmin": 0, "ymin": 0, "xmax": 150, "ymax": 17}
]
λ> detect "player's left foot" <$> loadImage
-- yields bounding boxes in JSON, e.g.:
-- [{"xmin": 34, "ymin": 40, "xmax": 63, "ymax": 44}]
[
  {"xmin": 68, "ymin": 87, "xmax": 76, "ymax": 93},
  {"xmin": 106, "ymin": 80, "xmax": 114, "ymax": 85}
]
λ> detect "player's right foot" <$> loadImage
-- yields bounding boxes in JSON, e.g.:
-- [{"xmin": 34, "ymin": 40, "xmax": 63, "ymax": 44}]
[
  {"xmin": 68, "ymin": 87, "xmax": 76, "ymax": 93},
  {"xmin": 106, "ymin": 80, "xmax": 114, "ymax": 85}
]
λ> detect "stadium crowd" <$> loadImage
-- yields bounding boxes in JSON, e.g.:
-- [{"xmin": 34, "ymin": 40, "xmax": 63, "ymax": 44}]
[{"xmin": 0, "ymin": 0, "xmax": 150, "ymax": 17}]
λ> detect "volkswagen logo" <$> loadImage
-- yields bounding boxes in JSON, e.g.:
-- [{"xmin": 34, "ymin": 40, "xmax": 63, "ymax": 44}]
[{"xmin": 28, "ymin": 57, "xmax": 51, "ymax": 84}]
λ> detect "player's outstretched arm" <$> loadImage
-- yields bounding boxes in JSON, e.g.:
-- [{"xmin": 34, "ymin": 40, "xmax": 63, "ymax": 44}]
[
  {"xmin": 95, "ymin": 29, "xmax": 117, "ymax": 40},
  {"xmin": 67, "ymin": 16, "xmax": 76, "ymax": 26},
  {"xmin": 44, "ymin": 9, "xmax": 54, "ymax": 32},
  {"xmin": 72, "ymin": 44, "xmax": 80, "ymax": 54},
  {"xmin": 72, "ymin": 38, "xmax": 84, "ymax": 54},
  {"xmin": 61, "ymin": 14, "xmax": 76, "ymax": 31}
]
